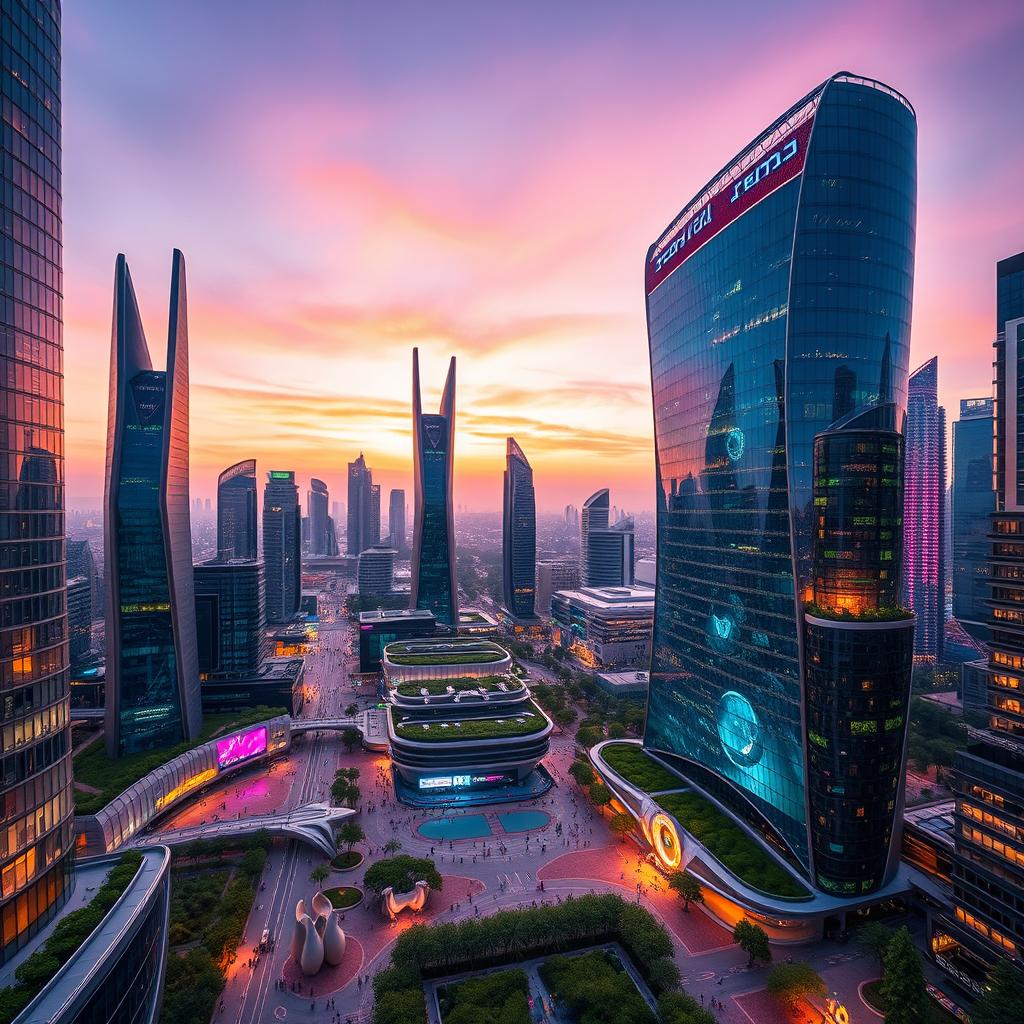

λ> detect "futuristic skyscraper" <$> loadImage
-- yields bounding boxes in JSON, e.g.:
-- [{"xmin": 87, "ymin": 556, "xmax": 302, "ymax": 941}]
[
  {"xmin": 263, "ymin": 470, "xmax": 301, "ymax": 623},
  {"xmin": 502, "ymin": 437, "xmax": 537, "ymax": 620},
  {"xmin": 346, "ymin": 452, "xmax": 375, "ymax": 556},
  {"xmin": 643, "ymin": 72, "xmax": 917, "ymax": 892},
  {"xmin": 104, "ymin": 251, "xmax": 202, "ymax": 757},
  {"xmin": 307, "ymin": 477, "xmax": 335, "ymax": 555},
  {"xmin": 410, "ymin": 348, "xmax": 458, "ymax": 625},
  {"xmin": 580, "ymin": 489, "xmax": 609, "ymax": 585},
  {"xmin": 217, "ymin": 458, "xmax": 257, "ymax": 560}
]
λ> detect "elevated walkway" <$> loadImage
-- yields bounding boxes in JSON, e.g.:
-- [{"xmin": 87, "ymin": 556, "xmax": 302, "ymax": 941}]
[{"xmin": 133, "ymin": 802, "xmax": 354, "ymax": 859}]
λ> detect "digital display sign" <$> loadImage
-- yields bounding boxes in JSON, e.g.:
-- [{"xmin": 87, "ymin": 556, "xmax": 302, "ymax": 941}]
[
  {"xmin": 646, "ymin": 115, "xmax": 814, "ymax": 295},
  {"xmin": 216, "ymin": 726, "xmax": 267, "ymax": 769}
]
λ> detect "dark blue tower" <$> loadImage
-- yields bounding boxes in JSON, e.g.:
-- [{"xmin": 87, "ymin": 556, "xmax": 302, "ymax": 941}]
[{"xmin": 503, "ymin": 437, "xmax": 537, "ymax": 620}]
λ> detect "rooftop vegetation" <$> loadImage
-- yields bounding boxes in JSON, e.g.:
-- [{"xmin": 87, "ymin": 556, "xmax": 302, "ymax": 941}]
[
  {"xmin": 804, "ymin": 602, "xmax": 913, "ymax": 622},
  {"xmin": 0, "ymin": 852, "xmax": 143, "ymax": 1024},
  {"xmin": 392, "ymin": 708, "xmax": 547, "ymax": 742},
  {"xmin": 439, "ymin": 969, "xmax": 529, "ymax": 1024},
  {"xmin": 657, "ymin": 791, "xmax": 809, "ymax": 900},
  {"xmin": 395, "ymin": 675, "xmax": 523, "ymax": 697},
  {"xmin": 73, "ymin": 706, "xmax": 284, "ymax": 815},
  {"xmin": 387, "ymin": 651, "xmax": 506, "ymax": 666},
  {"xmin": 600, "ymin": 743, "xmax": 683, "ymax": 793}
]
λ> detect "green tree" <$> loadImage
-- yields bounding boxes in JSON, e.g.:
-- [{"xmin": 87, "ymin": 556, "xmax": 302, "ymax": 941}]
[
  {"xmin": 589, "ymin": 782, "xmax": 613, "ymax": 814},
  {"xmin": 383, "ymin": 838, "xmax": 402, "ymax": 855},
  {"xmin": 363, "ymin": 855, "xmax": 443, "ymax": 896},
  {"xmin": 607, "ymin": 721, "xmax": 627, "ymax": 739},
  {"xmin": 657, "ymin": 991, "xmax": 716, "ymax": 1024},
  {"xmin": 576, "ymin": 725, "xmax": 604, "ymax": 748},
  {"xmin": 345, "ymin": 702, "xmax": 358, "ymax": 717},
  {"xmin": 971, "ymin": 961, "xmax": 1024, "ymax": 1024},
  {"xmin": 765, "ymin": 961, "xmax": 826, "ymax": 1011},
  {"xmin": 341, "ymin": 726, "xmax": 362, "ymax": 752},
  {"xmin": 553, "ymin": 706, "xmax": 576, "ymax": 732},
  {"xmin": 879, "ymin": 927, "xmax": 928, "ymax": 1024},
  {"xmin": 310, "ymin": 864, "xmax": 329, "ymax": 887},
  {"xmin": 609, "ymin": 812, "xmax": 635, "ymax": 842},
  {"xmin": 858, "ymin": 921, "xmax": 895, "ymax": 968},
  {"xmin": 733, "ymin": 919, "xmax": 771, "ymax": 967},
  {"xmin": 668, "ymin": 871, "xmax": 703, "ymax": 912},
  {"xmin": 338, "ymin": 821, "xmax": 365, "ymax": 854},
  {"xmin": 569, "ymin": 760, "xmax": 595, "ymax": 788}
]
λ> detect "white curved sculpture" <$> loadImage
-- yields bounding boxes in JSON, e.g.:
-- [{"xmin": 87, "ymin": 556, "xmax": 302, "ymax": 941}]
[
  {"xmin": 292, "ymin": 893, "xmax": 346, "ymax": 975},
  {"xmin": 381, "ymin": 880, "xmax": 430, "ymax": 920}
]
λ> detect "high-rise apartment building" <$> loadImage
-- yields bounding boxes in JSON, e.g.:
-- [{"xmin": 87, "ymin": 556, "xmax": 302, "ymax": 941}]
[
  {"xmin": 580, "ymin": 489, "xmax": 609, "ymax": 584},
  {"xmin": 902, "ymin": 357, "xmax": 946, "ymax": 659},
  {"xmin": 502, "ymin": 438, "xmax": 537, "ymax": 620},
  {"xmin": 388, "ymin": 488, "xmax": 406, "ymax": 554},
  {"xmin": 307, "ymin": 477, "xmax": 332, "ymax": 555},
  {"xmin": 535, "ymin": 558, "xmax": 580, "ymax": 619},
  {"xmin": 952, "ymin": 398, "xmax": 995, "ymax": 640},
  {"xmin": 410, "ymin": 348, "xmax": 458, "ymax": 625},
  {"xmin": 104, "ymin": 251, "xmax": 202, "ymax": 758},
  {"xmin": 347, "ymin": 453, "xmax": 376, "ymax": 556},
  {"xmin": 262, "ymin": 470, "xmax": 301, "ymax": 622},
  {"xmin": 643, "ymin": 72, "xmax": 917, "ymax": 895},
  {"xmin": 588, "ymin": 517, "xmax": 635, "ymax": 587},
  {"xmin": 358, "ymin": 545, "xmax": 397, "ymax": 598},
  {"xmin": 217, "ymin": 458, "xmax": 257, "ymax": 560},
  {"xmin": 0, "ymin": 0, "xmax": 74, "ymax": 960}
]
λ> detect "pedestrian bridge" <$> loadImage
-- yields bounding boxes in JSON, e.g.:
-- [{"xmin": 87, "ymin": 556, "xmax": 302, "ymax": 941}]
[
  {"xmin": 292, "ymin": 708, "xmax": 389, "ymax": 750},
  {"xmin": 133, "ymin": 802, "xmax": 355, "ymax": 859}
]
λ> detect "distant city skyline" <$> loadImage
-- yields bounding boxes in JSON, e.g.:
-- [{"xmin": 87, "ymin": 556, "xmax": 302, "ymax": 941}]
[{"xmin": 57, "ymin": 3, "xmax": 1024, "ymax": 512}]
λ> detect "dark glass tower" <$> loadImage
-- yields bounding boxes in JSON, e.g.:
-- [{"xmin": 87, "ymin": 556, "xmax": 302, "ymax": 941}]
[
  {"xmin": 410, "ymin": 347, "xmax": 458, "ymax": 625},
  {"xmin": 0, "ymin": 0, "xmax": 74, "ymax": 963},
  {"xmin": 346, "ymin": 452, "xmax": 374, "ymax": 556},
  {"xmin": 580, "ymin": 489, "xmax": 609, "ymax": 585},
  {"xmin": 502, "ymin": 437, "xmax": 537, "ymax": 619},
  {"xmin": 902, "ymin": 357, "xmax": 946, "ymax": 659},
  {"xmin": 104, "ymin": 250, "xmax": 202, "ymax": 757},
  {"xmin": 262, "ymin": 470, "xmax": 300, "ymax": 623},
  {"xmin": 952, "ymin": 398, "xmax": 995, "ymax": 640},
  {"xmin": 307, "ymin": 477, "xmax": 331, "ymax": 555},
  {"xmin": 217, "ymin": 458, "xmax": 257, "ymax": 560},
  {"xmin": 643, "ymin": 72, "xmax": 917, "ymax": 878},
  {"xmin": 389, "ymin": 488, "xmax": 407, "ymax": 554},
  {"xmin": 804, "ymin": 409, "xmax": 914, "ymax": 895}
]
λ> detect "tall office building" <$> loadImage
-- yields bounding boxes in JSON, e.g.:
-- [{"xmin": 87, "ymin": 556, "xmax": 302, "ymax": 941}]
[
  {"xmin": 587, "ymin": 517, "xmax": 635, "ymax": 587},
  {"xmin": 535, "ymin": 558, "xmax": 580, "ymax": 619},
  {"xmin": 193, "ymin": 559, "xmax": 269, "ymax": 680},
  {"xmin": 358, "ymin": 545, "xmax": 397, "ymax": 598},
  {"xmin": 952, "ymin": 398, "xmax": 995, "ymax": 640},
  {"xmin": 411, "ymin": 348, "xmax": 458, "ymax": 625},
  {"xmin": 580, "ymin": 489, "xmax": 609, "ymax": 584},
  {"xmin": 67, "ymin": 576, "xmax": 92, "ymax": 665},
  {"xmin": 0, "ymin": 0, "xmax": 74, "ymax": 961},
  {"xmin": 369, "ymin": 483, "xmax": 381, "ymax": 546},
  {"xmin": 902, "ymin": 357, "xmax": 946, "ymax": 659},
  {"xmin": 67, "ymin": 538, "xmax": 99, "ymax": 622},
  {"xmin": 933, "ymin": 252, "xmax": 1024, "ymax": 987},
  {"xmin": 347, "ymin": 453, "xmax": 376, "ymax": 556},
  {"xmin": 307, "ymin": 477, "xmax": 332, "ymax": 555},
  {"xmin": 643, "ymin": 72, "xmax": 917, "ymax": 893},
  {"xmin": 502, "ymin": 437, "xmax": 537, "ymax": 619},
  {"xmin": 263, "ymin": 471, "xmax": 301, "ymax": 622},
  {"xmin": 389, "ymin": 488, "xmax": 407, "ymax": 554},
  {"xmin": 104, "ymin": 250, "xmax": 202, "ymax": 757},
  {"xmin": 217, "ymin": 458, "xmax": 257, "ymax": 560}
]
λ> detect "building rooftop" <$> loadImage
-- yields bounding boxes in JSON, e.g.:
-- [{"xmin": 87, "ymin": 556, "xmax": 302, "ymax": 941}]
[
  {"xmin": 903, "ymin": 801, "xmax": 957, "ymax": 849},
  {"xmin": 554, "ymin": 586, "xmax": 655, "ymax": 610},
  {"xmin": 359, "ymin": 607, "xmax": 435, "ymax": 624},
  {"xmin": 595, "ymin": 670, "xmax": 651, "ymax": 695}
]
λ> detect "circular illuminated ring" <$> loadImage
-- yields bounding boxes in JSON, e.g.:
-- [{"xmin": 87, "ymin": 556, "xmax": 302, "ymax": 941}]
[
  {"xmin": 834, "ymin": 1007, "xmax": 849, "ymax": 1024},
  {"xmin": 650, "ymin": 812, "xmax": 682, "ymax": 870}
]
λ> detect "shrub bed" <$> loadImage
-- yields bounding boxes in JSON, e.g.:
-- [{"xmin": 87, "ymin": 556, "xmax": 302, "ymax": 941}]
[
  {"xmin": 363, "ymin": 855, "xmax": 443, "ymax": 896},
  {"xmin": 541, "ymin": 950, "xmax": 655, "ymax": 1024},
  {"xmin": 331, "ymin": 850, "xmax": 364, "ymax": 870},
  {"xmin": 438, "ymin": 969, "xmax": 529, "ymax": 1024},
  {"xmin": 395, "ymin": 676, "xmax": 521, "ymax": 697},
  {"xmin": 323, "ymin": 886, "xmax": 363, "ymax": 910},
  {"xmin": 387, "ymin": 652, "xmax": 504, "ymax": 666},
  {"xmin": 393, "ymin": 709, "xmax": 547, "ymax": 742},
  {"xmin": 372, "ymin": 893, "xmax": 679, "ymax": 1024},
  {"xmin": 601, "ymin": 743, "xmax": 682, "ymax": 793},
  {"xmin": 0, "ymin": 852, "xmax": 143, "ymax": 1024},
  {"xmin": 657, "ymin": 792, "xmax": 808, "ymax": 899}
]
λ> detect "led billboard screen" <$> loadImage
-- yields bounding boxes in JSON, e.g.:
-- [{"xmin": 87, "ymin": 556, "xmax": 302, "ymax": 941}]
[{"xmin": 216, "ymin": 725, "xmax": 268, "ymax": 769}]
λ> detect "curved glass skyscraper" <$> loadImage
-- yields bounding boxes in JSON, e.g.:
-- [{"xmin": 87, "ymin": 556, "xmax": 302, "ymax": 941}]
[
  {"xmin": 104, "ymin": 251, "xmax": 202, "ymax": 758},
  {"xmin": 217, "ymin": 459, "xmax": 257, "ymax": 561},
  {"xmin": 502, "ymin": 437, "xmax": 536, "ymax": 619},
  {"xmin": 0, "ymin": 0, "xmax": 74, "ymax": 962},
  {"xmin": 643, "ymin": 72, "xmax": 917, "ymax": 886},
  {"xmin": 411, "ymin": 348, "xmax": 458, "ymax": 625}
]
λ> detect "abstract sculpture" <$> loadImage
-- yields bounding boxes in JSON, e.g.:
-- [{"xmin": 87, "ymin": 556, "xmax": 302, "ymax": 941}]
[
  {"xmin": 292, "ymin": 892, "xmax": 347, "ymax": 975},
  {"xmin": 381, "ymin": 880, "xmax": 430, "ymax": 920}
]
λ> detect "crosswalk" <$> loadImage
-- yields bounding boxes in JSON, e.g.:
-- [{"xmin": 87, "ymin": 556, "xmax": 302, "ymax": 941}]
[{"xmin": 496, "ymin": 869, "xmax": 536, "ymax": 892}]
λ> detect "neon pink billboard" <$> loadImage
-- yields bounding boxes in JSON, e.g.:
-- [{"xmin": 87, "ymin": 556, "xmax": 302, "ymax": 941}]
[
  {"xmin": 646, "ymin": 115, "xmax": 815, "ymax": 295},
  {"xmin": 216, "ymin": 725, "xmax": 267, "ymax": 769}
]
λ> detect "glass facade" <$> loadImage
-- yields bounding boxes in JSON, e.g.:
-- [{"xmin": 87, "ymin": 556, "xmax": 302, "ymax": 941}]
[
  {"xmin": 388, "ymin": 487, "xmax": 406, "ymax": 554},
  {"xmin": 216, "ymin": 459, "xmax": 256, "ymax": 561},
  {"xmin": 411, "ymin": 349, "xmax": 458, "ymax": 625},
  {"xmin": 193, "ymin": 559, "xmax": 267, "ymax": 679},
  {"xmin": 346, "ymin": 452, "xmax": 375, "ymax": 556},
  {"xmin": 502, "ymin": 437, "xmax": 536, "ymax": 618},
  {"xmin": 105, "ymin": 253, "xmax": 201, "ymax": 758},
  {"xmin": 952, "ymin": 398, "xmax": 994, "ymax": 639},
  {"xmin": 902, "ymin": 357, "xmax": 946, "ymax": 658},
  {"xmin": 579, "ymin": 489, "xmax": 608, "ymax": 586},
  {"xmin": 262, "ymin": 471, "xmax": 300, "ymax": 623},
  {"xmin": 307, "ymin": 477, "xmax": 330, "ymax": 556},
  {"xmin": 644, "ymin": 73, "xmax": 917, "ymax": 873}
]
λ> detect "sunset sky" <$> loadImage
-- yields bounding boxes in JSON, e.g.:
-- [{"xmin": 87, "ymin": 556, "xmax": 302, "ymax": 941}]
[{"xmin": 62, "ymin": 1, "xmax": 1024, "ymax": 513}]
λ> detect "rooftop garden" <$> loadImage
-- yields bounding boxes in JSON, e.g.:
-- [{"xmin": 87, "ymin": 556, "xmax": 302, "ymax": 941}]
[
  {"xmin": 459, "ymin": 611, "xmax": 490, "ymax": 624},
  {"xmin": 600, "ymin": 743, "xmax": 683, "ymax": 793},
  {"xmin": 392, "ymin": 708, "xmax": 547, "ymax": 742},
  {"xmin": 73, "ymin": 705, "xmax": 284, "ymax": 815},
  {"xmin": 804, "ymin": 602, "xmax": 913, "ymax": 622},
  {"xmin": 657, "ymin": 791, "xmax": 810, "ymax": 900},
  {"xmin": 387, "ymin": 650, "xmax": 506, "ymax": 666},
  {"xmin": 386, "ymin": 639, "xmax": 504, "ymax": 655},
  {"xmin": 394, "ymin": 675, "xmax": 523, "ymax": 697},
  {"xmin": 0, "ymin": 851, "xmax": 143, "ymax": 1024}
]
